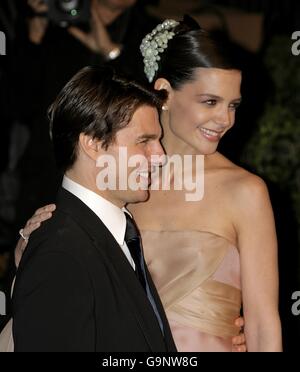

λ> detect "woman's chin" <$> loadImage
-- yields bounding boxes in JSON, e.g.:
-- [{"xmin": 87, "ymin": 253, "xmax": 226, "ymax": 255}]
[{"xmin": 194, "ymin": 141, "xmax": 219, "ymax": 156}]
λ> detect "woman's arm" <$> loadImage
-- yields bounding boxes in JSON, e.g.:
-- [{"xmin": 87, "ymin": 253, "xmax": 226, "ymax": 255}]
[{"xmin": 234, "ymin": 175, "xmax": 282, "ymax": 352}]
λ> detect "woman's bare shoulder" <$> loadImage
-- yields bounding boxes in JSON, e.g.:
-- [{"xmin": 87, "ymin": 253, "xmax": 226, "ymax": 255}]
[{"xmin": 212, "ymin": 153, "xmax": 270, "ymax": 207}]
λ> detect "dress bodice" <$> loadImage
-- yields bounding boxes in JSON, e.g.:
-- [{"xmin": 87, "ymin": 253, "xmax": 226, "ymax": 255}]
[{"xmin": 141, "ymin": 230, "xmax": 242, "ymax": 352}]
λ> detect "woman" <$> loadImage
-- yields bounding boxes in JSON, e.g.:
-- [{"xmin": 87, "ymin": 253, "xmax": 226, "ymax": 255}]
[{"xmin": 15, "ymin": 17, "xmax": 281, "ymax": 351}]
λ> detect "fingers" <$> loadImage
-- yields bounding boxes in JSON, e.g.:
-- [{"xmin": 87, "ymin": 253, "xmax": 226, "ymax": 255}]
[
  {"xmin": 33, "ymin": 204, "xmax": 56, "ymax": 218},
  {"xmin": 22, "ymin": 214, "xmax": 49, "ymax": 240},
  {"xmin": 233, "ymin": 344, "xmax": 247, "ymax": 352},
  {"xmin": 25, "ymin": 214, "xmax": 49, "ymax": 227},
  {"xmin": 232, "ymin": 333, "xmax": 247, "ymax": 352},
  {"xmin": 234, "ymin": 316, "xmax": 245, "ymax": 328},
  {"xmin": 232, "ymin": 334, "xmax": 246, "ymax": 346},
  {"xmin": 22, "ymin": 204, "xmax": 56, "ymax": 238},
  {"xmin": 24, "ymin": 210, "xmax": 53, "ymax": 229}
]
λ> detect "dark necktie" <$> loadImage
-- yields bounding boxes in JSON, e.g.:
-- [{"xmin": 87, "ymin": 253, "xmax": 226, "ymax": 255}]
[{"xmin": 124, "ymin": 213, "xmax": 164, "ymax": 334}]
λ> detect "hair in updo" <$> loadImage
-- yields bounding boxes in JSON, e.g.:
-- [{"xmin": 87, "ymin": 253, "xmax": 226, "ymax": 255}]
[{"xmin": 154, "ymin": 16, "xmax": 240, "ymax": 90}]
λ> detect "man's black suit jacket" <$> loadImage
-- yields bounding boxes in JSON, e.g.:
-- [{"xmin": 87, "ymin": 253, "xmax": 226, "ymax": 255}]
[{"xmin": 12, "ymin": 188, "xmax": 177, "ymax": 352}]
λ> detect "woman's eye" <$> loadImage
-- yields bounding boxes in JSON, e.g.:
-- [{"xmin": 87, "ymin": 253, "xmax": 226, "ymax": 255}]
[
  {"xmin": 229, "ymin": 102, "xmax": 241, "ymax": 110},
  {"xmin": 204, "ymin": 100, "xmax": 217, "ymax": 106}
]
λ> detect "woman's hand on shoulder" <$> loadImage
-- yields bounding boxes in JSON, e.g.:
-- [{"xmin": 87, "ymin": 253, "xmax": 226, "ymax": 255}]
[{"xmin": 15, "ymin": 204, "xmax": 56, "ymax": 268}]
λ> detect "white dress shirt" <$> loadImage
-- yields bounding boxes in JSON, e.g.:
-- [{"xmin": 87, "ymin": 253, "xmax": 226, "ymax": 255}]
[{"xmin": 62, "ymin": 176, "xmax": 135, "ymax": 270}]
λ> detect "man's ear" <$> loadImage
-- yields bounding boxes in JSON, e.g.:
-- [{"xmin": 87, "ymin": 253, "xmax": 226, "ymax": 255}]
[
  {"xmin": 154, "ymin": 78, "xmax": 174, "ymax": 109},
  {"xmin": 78, "ymin": 133, "xmax": 103, "ymax": 161}
]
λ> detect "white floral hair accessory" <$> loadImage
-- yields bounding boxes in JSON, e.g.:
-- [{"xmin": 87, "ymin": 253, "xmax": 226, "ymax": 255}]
[{"xmin": 140, "ymin": 19, "xmax": 180, "ymax": 83}]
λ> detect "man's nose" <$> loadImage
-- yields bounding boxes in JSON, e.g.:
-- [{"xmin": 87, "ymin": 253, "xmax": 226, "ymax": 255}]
[{"xmin": 148, "ymin": 142, "xmax": 166, "ymax": 168}]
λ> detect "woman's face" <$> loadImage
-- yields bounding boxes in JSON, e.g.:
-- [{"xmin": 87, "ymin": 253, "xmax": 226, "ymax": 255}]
[{"xmin": 166, "ymin": 68, "xmax": 242, "ymax": 155}]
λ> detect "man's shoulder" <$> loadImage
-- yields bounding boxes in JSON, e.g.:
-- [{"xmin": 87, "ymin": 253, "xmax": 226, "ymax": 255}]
[
  {"xmin": 33, "ymin": 207, "xmax": 85, "ymax": 239},
  {"xmin": 26, "ymin": 208, "xmax": 97, "ymax": 261}
]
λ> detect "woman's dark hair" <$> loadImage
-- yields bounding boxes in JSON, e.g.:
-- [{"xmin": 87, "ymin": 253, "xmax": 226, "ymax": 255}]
[
  {"xmin": 49, "ymin": 66, "xmax": 167, "ymax": 172},
  {"xmin": 155, "ymin": 16, "xmax": 239, "ymax": 90}
]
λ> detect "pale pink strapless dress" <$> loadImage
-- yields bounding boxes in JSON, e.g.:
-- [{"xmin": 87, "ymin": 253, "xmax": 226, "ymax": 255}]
[{"xmin": 141, "ymin": 230, "xmax": 242, "ymax": 352}]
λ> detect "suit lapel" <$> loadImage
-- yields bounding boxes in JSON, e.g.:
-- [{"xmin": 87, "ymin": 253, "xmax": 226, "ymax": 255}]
[
  {"xmin": 56, "ymin": 188, "xmax": 169, "ymax": 351},
  {"xmin": 93, "ymin": 234, "xmax": 167, "ymax": 351}
]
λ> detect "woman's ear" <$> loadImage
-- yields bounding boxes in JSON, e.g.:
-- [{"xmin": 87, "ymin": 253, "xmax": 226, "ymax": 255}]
[
  {"xmin": 154, "ymin": 78, "xmax": 172, "ymax": 93},
  {"xmin": 79, "ymin": 133, "xmax": 103, "ymax": 161},
  {"xmin": 154, "ymin": 78, "xmax": 173, "ymax": 108}
]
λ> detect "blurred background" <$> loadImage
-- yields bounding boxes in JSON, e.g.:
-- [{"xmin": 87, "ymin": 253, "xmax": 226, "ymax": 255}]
[{"xmin": 0, "ymin": 0, "xmax": 299, "ymax": 351}]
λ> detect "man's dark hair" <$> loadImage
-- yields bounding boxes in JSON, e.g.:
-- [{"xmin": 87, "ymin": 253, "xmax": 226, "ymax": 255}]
[{"xmin": 48, "ymin": 66, "xmax": 167, "ymax": 172}]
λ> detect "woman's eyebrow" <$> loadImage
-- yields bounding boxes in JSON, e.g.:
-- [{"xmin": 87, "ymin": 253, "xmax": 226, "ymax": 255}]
[{"xmin": 196, "ymin": 94, "xmax": 221, "ymax": 99}]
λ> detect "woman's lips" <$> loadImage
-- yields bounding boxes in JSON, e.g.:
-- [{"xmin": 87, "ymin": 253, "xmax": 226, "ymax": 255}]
[{"xmin": 199, "ymin": 127, "xmax": 222, "ymax": 142}]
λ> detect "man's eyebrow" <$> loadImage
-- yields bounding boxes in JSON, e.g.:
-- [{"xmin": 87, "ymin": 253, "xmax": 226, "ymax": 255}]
[{"xmin": 136, "ymin": 134, "xmax": 160, "ymax": 141}]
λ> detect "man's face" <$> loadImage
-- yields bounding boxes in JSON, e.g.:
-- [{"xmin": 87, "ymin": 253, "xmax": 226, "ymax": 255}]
[{"xmin": 96, "ymin": 105, "xmax": 165, "ymax": 207}]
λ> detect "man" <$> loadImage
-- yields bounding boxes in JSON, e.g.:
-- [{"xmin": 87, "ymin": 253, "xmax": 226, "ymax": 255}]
[
  {"xmin": 12, "ymin": 66, "xmax": 176, "ymax": 352},
  {"xmin": 13, "ymin": 0, "xmax": 159, "ymax": 240}
]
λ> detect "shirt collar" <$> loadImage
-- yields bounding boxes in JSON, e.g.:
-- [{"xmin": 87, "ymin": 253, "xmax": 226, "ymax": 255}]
[{"xmin": 62, "ymin": 176, "xmax": 130, "ymax": 245}]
